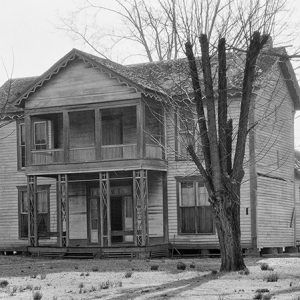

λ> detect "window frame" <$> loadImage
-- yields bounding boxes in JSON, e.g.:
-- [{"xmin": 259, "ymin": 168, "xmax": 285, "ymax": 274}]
[
  {"xmin": 33, "ymin": 121, "xmax": 48, "ymax": 150},
  {"xmin": 176, "ymin": 177, "xmax": 214, "ymax": 235},
  {"xmin": 17, "ymin": 185, "xmax": 51, "ymax": 240},
  {"xmin": 17, "ymin": 121, "xmax": 26, "ymax": 170}
]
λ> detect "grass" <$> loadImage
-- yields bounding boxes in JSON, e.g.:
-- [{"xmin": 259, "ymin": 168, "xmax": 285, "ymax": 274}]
[{"xmin": 150, "ymin": 265, "xmax": 159, "ymax": 271}]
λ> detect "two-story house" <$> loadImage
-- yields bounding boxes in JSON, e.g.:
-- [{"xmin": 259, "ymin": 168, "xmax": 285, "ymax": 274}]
[{"xmin": 0, "ymin": 47, "xmax": 299, "ymax": 257}]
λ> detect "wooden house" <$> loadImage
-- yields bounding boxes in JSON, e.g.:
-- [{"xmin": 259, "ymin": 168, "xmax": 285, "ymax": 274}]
[{"xmin": 0, "ymin": 47, "xmax": 299, "ymax": 257}]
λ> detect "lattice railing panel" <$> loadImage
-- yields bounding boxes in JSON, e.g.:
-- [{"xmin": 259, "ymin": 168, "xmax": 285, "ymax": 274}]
[
  {"xmin": 58, "ymin": 174, "xmax": 68, "ymax": 247},
  {"xmin": 133, "ymin": 170, "xmax": 148, "ymax": 246},
  {"xmin": 28, "ymin": 175, "xmax": 38, "ymax": 246},
  {"xmin": 100, "ymin": 172, "xmax": 110, "ymax": 246}
]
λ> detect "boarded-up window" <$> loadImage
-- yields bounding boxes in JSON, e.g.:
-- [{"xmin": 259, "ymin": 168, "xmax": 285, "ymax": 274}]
[
  {"xmin": 178, "ymin": 180, "xmax": 213, "ymax": 234},
  {"xmin": 18, "ymin": 186, "xmax": 50, "ymax": 239}
]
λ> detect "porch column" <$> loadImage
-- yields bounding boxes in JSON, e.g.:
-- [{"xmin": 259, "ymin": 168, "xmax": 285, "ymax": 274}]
[
  {"xmin": 162, "ymin": 172, "xmax": 169, "ymax": 243},
  {"xmin": 133, "ymin": 170, "xmax": 148, "ymax": 246},
  {"xmin": 57, "ymin": 174, "xmax": 69, "ymax": 247},
  {"xmin": 63, "ymin": 111, "xmax": 69, "ymax": 163},
  {"xmin": 137, "ymin": 101, "xmax": 145, "ymax": 159},
  {"xmin": 27, "ymin": 175, "xmax": 38, "ymax": 246},
  {"xmin": 99, "ymin": 172, "xmax": 111, "ymax": 246}
]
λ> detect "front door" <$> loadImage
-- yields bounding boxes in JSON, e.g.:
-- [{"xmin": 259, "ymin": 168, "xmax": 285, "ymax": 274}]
[{"xmin": 110, "ymin": 196, "xmax": 123, "ymax": 243}]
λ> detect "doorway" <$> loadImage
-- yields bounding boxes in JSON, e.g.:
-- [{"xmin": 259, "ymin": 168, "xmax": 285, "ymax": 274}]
[{"xmin": 110, "ymin": 196, "xmax": 124, "ymax": 243}]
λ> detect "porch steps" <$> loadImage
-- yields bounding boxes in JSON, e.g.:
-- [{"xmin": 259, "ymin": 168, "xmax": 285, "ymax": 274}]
[{"xmin": 63, "ymin": 252, "xmax": 95, "ymax": 259}]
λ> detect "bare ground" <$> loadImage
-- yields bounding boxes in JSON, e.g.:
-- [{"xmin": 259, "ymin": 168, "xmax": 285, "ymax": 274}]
[{"xmin": 0, "ymin": 255, "xmax": 299, "ymax": 299}]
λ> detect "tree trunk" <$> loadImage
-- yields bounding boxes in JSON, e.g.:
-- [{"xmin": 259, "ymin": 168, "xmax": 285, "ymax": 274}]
[{"xmin": 212, "ymin": 182, "xmax": 245, "ymax": 271}]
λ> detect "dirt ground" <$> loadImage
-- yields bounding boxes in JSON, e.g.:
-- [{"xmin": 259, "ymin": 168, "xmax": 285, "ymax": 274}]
[{"xmin": 0, "ymin": 255, "xmax": 299, "ymax": 299}]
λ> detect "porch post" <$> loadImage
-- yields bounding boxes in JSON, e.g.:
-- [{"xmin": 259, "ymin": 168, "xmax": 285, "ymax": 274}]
[
  {"xmin": 27, "ymin": 175, "xmax": 38, "ymax": 246},
  {"xmin": 137, "ymin": 101, "xmax": 145, "ymax": 159},
  {"xmin": 99, "ymin": 172, "xmax": 111, "ymax": 246},
  {"xmin": 133, "ymin": 170, "xmax": 148, "ymax": 246},
  {"xmin": 57, "ymin": 174, "xmax": 69, "ymax": 247},
  {"xmin": 162, "ymin": 172, "xmax": 169, "ymax": 243},
  {"xmin": 63, "ymin": 111, "xmax": 69, "ymax": 163}
]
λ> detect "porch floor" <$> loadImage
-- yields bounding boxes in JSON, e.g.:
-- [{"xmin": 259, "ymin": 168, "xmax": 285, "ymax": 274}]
[{"xmin": 27, "ymin": 243, "xmax": 169, "ymax": 259}]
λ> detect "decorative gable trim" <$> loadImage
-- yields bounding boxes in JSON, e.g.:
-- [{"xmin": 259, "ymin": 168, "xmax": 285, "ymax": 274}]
[{"xmin": 15, "ymin": 49, "xmax": 164, "ymax": 107}]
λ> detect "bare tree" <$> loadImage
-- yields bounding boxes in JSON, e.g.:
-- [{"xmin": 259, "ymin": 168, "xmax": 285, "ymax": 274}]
[{"xmin": 59, "ymin": 0, "xmax": 290, "ymax": 62}]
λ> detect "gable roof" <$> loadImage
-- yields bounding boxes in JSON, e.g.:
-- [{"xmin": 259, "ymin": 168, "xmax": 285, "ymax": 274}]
[{"xmin": 0, "ymin": 47, "xmax": 299, "ymax": 116}]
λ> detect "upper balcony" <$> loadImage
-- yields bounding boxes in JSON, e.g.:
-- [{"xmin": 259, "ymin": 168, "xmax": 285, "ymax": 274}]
[{"xmin": 25, "ymin": 101, "xmax": 166, "ymax": 174}]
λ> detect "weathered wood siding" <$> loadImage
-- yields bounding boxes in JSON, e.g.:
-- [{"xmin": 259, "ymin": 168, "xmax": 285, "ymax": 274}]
[
  {"xmin": 295, "ymin": 174, "xmax": 300, "ymax": 243},
  {"xmin": 254, "ymin": 64, "xmax": 295, "ymax": 248},
  {"xmin": 0, "ymin": 121, "xmax": 57, "ymax": 248},
  {"xmin": 148, "ymin": 171, "xmax": 164, "ymax": 237},
  {"xmin": 26, "ymin": 60, "xmax": 140, "ymax": 109},
  {"xmin": 165, "ymin": 98, "xmax": 252, "ymax": 247}
]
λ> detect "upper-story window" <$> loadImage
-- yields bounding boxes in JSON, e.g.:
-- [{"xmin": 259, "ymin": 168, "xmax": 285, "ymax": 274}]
[
  {"xmin": 17, "ymin": 122, "xmax": 26, "ymax": 169},
  {"xmin": 34, "ymin": 121, "xmax": 47, "ymax": 150},
  {"xmin": 178, "ymin": 178, "xmax": 214, "ymax": 234}
]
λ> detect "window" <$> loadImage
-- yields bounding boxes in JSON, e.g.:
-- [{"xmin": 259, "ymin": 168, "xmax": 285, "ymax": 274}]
[
  {"xmin": 176, "ymin": 111, "xmax": 202, "ymax": 160},
  {"xmin": 178, "ymin": 179, "xmax": 213, "ymax": 234},
  {"xmin": 34, "ymin": 121, "xmax": 47, "ymax": 150},
  {"xmin": 17, "ymin": 122, "xmax": 26, "ymax": 169},
  {"xmin": 18, "ymin": 185, "xmax": 50, "ymax": 239}
]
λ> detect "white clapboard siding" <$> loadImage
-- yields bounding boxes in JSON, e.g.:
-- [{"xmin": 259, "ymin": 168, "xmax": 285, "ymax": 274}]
[
  {"xmin": 27, "ymin": 60, "xmax": 140, "ymax": 109},
  {"xmin": 165, "ymin": 104, "xmax": 252, "ymax": 247},
  {"xmin": 295, "ymin": 176, "xmax": 300, "ymax": 243},
  {"xmin": 148, "ymin": 171, "xmax": 164, "ymax": 237},
  {"xmin": 0, "ymin": 121, "xmax": 57, "ymax": 248},
  {"xmin": 254, "ymin": 64, "xmax": 295, "ymax": 248}
]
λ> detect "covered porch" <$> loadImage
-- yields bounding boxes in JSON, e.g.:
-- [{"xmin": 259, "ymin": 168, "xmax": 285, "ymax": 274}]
[{"xmin": 26, "ymin": 170, "xmax": 168, "ymax": 249}]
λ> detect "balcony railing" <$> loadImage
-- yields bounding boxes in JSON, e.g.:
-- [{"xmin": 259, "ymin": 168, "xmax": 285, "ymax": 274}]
[
  {"xmin": 101, "ymin": 144, "xmax": 137, "ymax": 160},
  {"xmin": 69, "ymin": 147, "xmax": 96, "ymax": 162},
  {"xmin": 32, "ymin": 149, "xmax": 64, "ymax": 165},
  {"xmin": 30, "ymin": 143, "xmax": 164, "ymax": 165}
]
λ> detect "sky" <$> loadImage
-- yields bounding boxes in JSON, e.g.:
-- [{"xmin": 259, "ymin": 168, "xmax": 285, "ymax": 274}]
[{"xmin": 1, "ymin": 0, "xmax": 300, "ymax": 147}]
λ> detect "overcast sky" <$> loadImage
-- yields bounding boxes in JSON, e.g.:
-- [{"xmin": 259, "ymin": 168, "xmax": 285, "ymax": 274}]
[{"xmin": 1, "ymin": 0, "xmax": 300, "ymax": 147}]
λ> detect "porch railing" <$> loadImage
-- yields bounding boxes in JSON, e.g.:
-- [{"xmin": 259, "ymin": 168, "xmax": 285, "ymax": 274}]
[
  {"xmin": 31, "ymin": 149, "xmax": 64, "ymax": 165},
  {"xmin": 69, "ymin": 147, "xmax": 96, "ymax": 162},
  {"xmin": 145, "ymin": 144, "xmax": 163, "ymax": 159},
  {"xmin": 101, "ymin": 144, "xmax": 137, "ymax": 160}
]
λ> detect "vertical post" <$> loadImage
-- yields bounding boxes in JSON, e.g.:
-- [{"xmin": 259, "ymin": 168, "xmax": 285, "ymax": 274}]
[
  {"xmin": 100, "ymin": 172, "xmax": 111, "ymax": 246},
  {"xmin": 133, "ymin": 170, "xmax": 148, "ymax": 246},
  {"xmin": 162, "ymin": 172, "xmax": 169, "ymax": 243},
  {"xmin": 132, "ymin": 171, "xmax": 137, "ymax": 246},
  {"xmin": 57, "ymin": 174, "xmax": 69, "ymax": 247},
  {"xmin": 95, "ymin": 109, "xmax": 101, "ymax": 160},
  {"xmin": 63, "ymin": 111, "xmax": 69, "ymax": 163},
  {"xmin": 27, "ymin": 175, "xmax": 38, "ymax": 246},
  {"xmin": 137, "ymin": 101, "xmax": 145, "ymax": 159},
  {"xmin": 24, "ymin": 113, "xmax": 32, "ymax": 166}
]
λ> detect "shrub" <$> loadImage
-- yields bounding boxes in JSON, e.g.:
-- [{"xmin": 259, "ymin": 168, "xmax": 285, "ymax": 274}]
[
  {"xmin": 265, "ymin": 272, "xmax": 279, "ymax": 282},
  {"xmin": 78, "ymin": 282, "xmax": 84, "ymax": 289},
  {"xmin": 190, "ymin": 263, "xmax": 195, "ymax": 269},
  {"xmin": 25, "ymin": 284, "xmax": 33, "ymax": 291},
  {"xmin": 124, "ymin": 271, "xmax": 133, "ymax": 278},
  {"xmin": 239, "ymin": 268, "xmax": 250, "ymax": 275},
  {"xmin": 0, "ymin": 280, "xmax": 8, "ymax": 288},
  {"xmin": 211, "ymin": 270, "xmax": 218, "ymax": 275},
  {"xmin": 150, "ymin": 265, "xmax": 159, "ymax": 271},
  {"xmin": 92, "ymin": 266, "xmax": 99, "ymax": 272},
  {"xmin": 260, "ymin": 263, "xmax": 273, "ymax": 271},
  {"xmin": 40, "ymin": 274, "xmax": 46, "ymax": 280},
  {"xmin": 33, "ymin": 291, "xmax": 43, "ymax": 300},
  {"xmin": 177, "ymin": 262, "xmax": 186, "ymax": 270}
]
